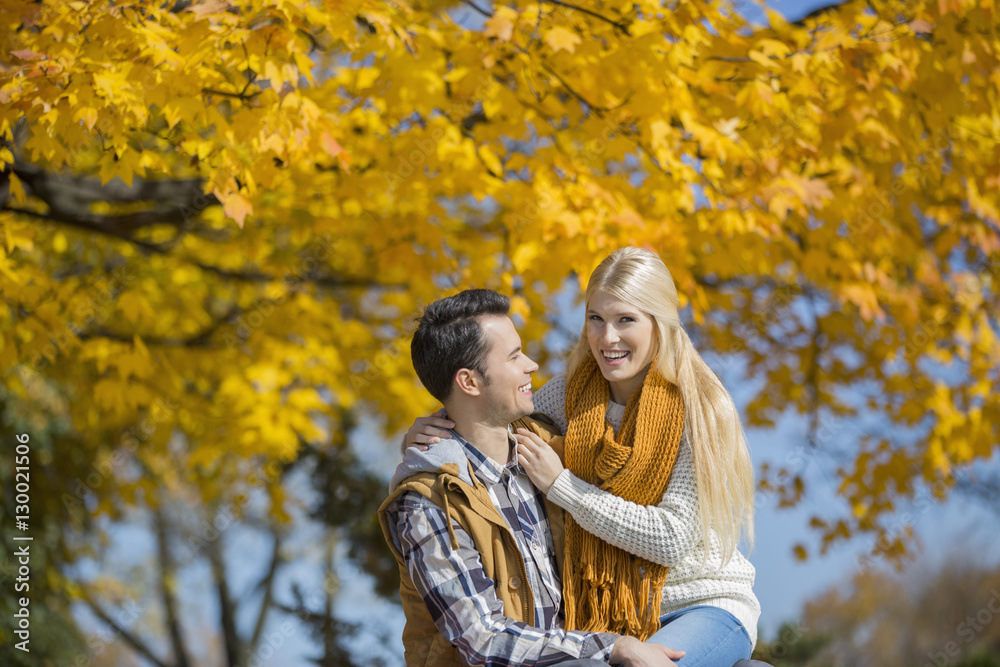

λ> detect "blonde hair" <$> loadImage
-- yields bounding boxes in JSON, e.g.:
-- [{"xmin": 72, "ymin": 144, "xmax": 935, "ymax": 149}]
[{"xmin": 567, "ymin": 247, "xmax": 755, "ymax": 561}]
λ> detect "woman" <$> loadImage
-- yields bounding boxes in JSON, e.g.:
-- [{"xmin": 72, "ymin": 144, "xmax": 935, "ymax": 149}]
[{"xmin": 405, "ymin": 247, "xmax": 760, "ymax": 665}]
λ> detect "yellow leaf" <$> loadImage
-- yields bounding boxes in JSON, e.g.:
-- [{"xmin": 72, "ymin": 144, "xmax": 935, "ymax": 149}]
[
  {"xmin": 757, "ymin": 39, "xmax": 792, "ymax": 58},
  {"xmin": 93, "ymin": 378, "xmax": 123, "ymax": 411},
  {"xmin": 790, "ymin": 174, "xmax": 833, "ymax": 209},
  {"xmin": 790, "ymin": 52, "xmax": 809, "ymax": 73},
  {"xmin": 264, "ymin": 60, "xmax": 285, "ymax": 90},
  {"xmin": 477, "ymin": 145, "xmax": 502, "ymax": 175},
  {"xmin": 117, "ymin": 292, "xmax": 151, "ymax": 326},
  {"xmin": 218, "ymin": 191, "xmax": 253, "ymax": 228},
  {"xmin": 8, "ymin": 173, "xmax": 27, "ymax": 205},
  {"xmin": 293, "ymin": 51, "xmax": 315, "ymax": 85},
  {"xmin": 321, "ymin": 132, "xmax": 351, "ymax": 171},
  {"xmin": 509, "ymin": 295, "xmax": 530, "ymax": 323},
  {"xmin": 713, "ymin": 117, "xmax": 740, "ymax": 140},
  {"xmin": 116, "ymin": 346, "xmax": 154, "ymax": 380},
  {"xmin": 748, "ymin": 50, "xmax": 779, "ymax": 69},
  {"xmin": 840, "ymin": 284, "xmax": 885, "ymax": 322},
  {"xmin": 544, "ymin": 27, "xmax": 581, "ymax": 54},
  {"xmin": 75, "ymin": 107, "xmax": 98, "ymax": 131},
  {"xmin": 484, "ymin": 6, "xmax": 517, "ymax": 41},
  {"xmin": 133, "ymin": 334, "xmax": 149, "ymax": 359},
  {"xmin": 355, "ymin": 67, "xmax": 380, "ymax": 89},
  {"xmin": 11, "ymin": 49, "xmax": 44, "ymax": 61},
  {"xmin": 511, "ymin": 242, "xmax": 541, "ymax": 272},
  {"xmin": 442, "ymin": 67, "xmax": 469, "ymax": 83},
  {"xmin": 92, "ymin": 72, "xmax": 121, "ymax": 102},
  {"xmin": 649, "ymin": 120, "xmax": 670, "ymax": 151},
  {"xmin": 186, "ymin": 0, "xmax": 229, "ymax": 16}
]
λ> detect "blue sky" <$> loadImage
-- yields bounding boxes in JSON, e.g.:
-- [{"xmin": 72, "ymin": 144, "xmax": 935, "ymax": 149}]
[{"xmin": 742, "ymin": 0, "xmax": 841, "ymax": 24}]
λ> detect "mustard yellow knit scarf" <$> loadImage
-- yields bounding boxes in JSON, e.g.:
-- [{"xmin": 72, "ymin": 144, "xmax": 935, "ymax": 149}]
[{"xmin": 562, "ymin": 355, "xmax": 685, "ymax": 640}]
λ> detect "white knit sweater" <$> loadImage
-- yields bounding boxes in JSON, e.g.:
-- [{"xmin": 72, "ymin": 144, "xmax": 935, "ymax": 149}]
[{"xmin": 532, "ymin": 374, "xmax": 761, "ymax": 647}]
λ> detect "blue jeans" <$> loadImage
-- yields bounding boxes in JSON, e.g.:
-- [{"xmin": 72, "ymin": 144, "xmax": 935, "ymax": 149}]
[{"xmin": 646, "ymin": 605, "xmax": 752, "ymax": 666}]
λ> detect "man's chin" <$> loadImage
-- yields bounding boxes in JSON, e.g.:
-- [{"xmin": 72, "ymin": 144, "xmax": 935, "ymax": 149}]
[{"xmin": 505, "ymin": 404, "xmax": 534, "ymax": 424}]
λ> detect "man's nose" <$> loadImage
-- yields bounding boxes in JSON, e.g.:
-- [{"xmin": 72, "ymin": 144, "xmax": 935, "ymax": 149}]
[{"xmin": 525, "ymin": 356, "xmax": 539, "ymax": 374}]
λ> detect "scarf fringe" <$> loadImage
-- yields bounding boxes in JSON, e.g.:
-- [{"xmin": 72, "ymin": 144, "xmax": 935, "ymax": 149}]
[{"xmin": 561, "ymin": 355, "xmax": 684, "ymax": 641}]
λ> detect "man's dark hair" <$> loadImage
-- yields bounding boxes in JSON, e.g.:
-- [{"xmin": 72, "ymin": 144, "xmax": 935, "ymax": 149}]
[{"xmin": 411, "ymin": 289, "xmax": 510, "ymax": 402}]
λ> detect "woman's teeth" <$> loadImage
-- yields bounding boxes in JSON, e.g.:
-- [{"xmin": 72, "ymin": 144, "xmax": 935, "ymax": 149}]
[
  {"xmin": 518, "ymin": 383, "xmax": 532, "ymax": 393},
  {"xmin": 603, "ymin": 351, "xmax": 628, "ymax": 360}
]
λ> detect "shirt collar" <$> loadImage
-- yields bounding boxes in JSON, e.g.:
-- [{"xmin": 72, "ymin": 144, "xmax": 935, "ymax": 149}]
[{"xmin": 446, "ymin": 424, "xmax": 525, "ymax": 486}]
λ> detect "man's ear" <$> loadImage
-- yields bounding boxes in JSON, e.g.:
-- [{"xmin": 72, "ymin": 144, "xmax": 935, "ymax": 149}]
[{"xmin": 454, "ymin": 368, "xmax": 482, "ymax": 397}]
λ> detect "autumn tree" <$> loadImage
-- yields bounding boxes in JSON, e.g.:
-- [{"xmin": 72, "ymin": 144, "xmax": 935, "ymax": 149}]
[
  {"xmin": 752, "ymin": 556, "xmax": 1000, "ymax": 666},
  {"xmin": 1, "ymin": 0, "xmax": 999, "ymax": 662}
]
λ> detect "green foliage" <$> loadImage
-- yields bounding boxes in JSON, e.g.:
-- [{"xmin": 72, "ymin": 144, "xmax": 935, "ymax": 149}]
[
  {"xmin": 757, "ymin": 554, "xmax": 1000, "ymax": 667},
  {"xmin": 958, "ymin": 648, "xmax": 1000, "ymax": 667},
  {"xmin": 752, "ymin": 621, "xmax": 833, "ymax": 666}
]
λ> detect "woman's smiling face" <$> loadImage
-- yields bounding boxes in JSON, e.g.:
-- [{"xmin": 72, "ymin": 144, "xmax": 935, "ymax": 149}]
[{"xmin": 585, "ymin": 290, "xmax": 658, "ymax": 403}]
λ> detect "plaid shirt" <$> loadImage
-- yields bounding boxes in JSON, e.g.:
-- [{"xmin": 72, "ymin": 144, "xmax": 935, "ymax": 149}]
[{"xmin": 386, "ymin": 430, "xmax": 617, "ymax": 665}]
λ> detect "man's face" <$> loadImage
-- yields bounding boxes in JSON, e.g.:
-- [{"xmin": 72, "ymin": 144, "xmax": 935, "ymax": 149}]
[{"xmin": 476, "ymin": 315, "xmax": 539, "ymax": 426}]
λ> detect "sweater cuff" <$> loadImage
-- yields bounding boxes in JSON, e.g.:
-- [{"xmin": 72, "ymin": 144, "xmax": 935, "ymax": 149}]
[{"xmin": 546, "ymin": 469, "xmax": 589, "ymax": 513}]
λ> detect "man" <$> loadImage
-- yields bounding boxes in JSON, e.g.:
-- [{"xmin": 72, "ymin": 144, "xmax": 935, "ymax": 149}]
[{"xmin": 378, "ymin": 289, "xmax": 685, "ymax": 666}]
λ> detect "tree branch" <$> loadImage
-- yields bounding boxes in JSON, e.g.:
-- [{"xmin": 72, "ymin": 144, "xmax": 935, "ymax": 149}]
[
  {"xmin": 208, "ymin": 529, "xmax": 242, "ymax": 667},
  {"xmin": 2, "ymin": 205, "xmax": 175, "ymax": 253},
  {"xmin": 153, "ymin": 505, "xmax": 192, "ymax": 667},
  {"xmin": 190, "ymin": 262, "xmax": 409, "ymax": 289},
  {"xmin": 76, "ymin": 314, "xmax": 234, "ymax": 348},
  {"xmin": 541, "ymin": 0, "xmax": 630, "ymax": 36},
  {"xmin": 2, "ymin": 205, "xmax": 407, "ymax": 291},
  {"xmin": 459, "ymin": 0, "xmax": 491, "ymax": 18},
  {"xmin": 78, "ymin": 590, "xmax": 169, "ymax": 667},
  {"xmin": 203, "ymin": 87, "xmax": 261, "ymax": 101},
  {"xmin": 249, "ymin": 530, "xmax": 283, "ymax": 654},
  {"xmin": 540, "ymin": 63, "xmax": 612, "ymax": 114},
  {"xmin": 12, "ymin": 162, "xmax": 206, "ymax": 205},
  {"xmin": 9, "ymin": 162, "xmax": 207, "ymax": 235}
]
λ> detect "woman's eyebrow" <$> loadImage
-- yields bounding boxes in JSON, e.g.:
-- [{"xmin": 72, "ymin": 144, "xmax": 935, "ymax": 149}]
[{"xmin": 587, "ymin": 308, "xmax": 639, "ymax": 317}]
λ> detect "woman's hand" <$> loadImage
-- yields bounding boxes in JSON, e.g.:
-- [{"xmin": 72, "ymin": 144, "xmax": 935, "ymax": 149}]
[
  {"xmin": 514, "ymin": 428, "xmax": 565, "ymax": 494},
  {"xmin": 400, "ymin": 409, "xmax": 455, "ymax": 455}
]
